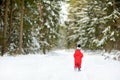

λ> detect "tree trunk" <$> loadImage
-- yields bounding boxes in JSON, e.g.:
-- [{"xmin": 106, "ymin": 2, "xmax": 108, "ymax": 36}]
[
  {"xmin": 7, "ymin": 0, "xmax": 14, "ymax": 49},
  {"xmin": 39, "ymin": 2, "xmax": 43, "ymax": 26},
  {"xmin": 19, "ymin": 0, "xmax": 24, "ymax": 54},
  {"xmin": 43, "ymin": 45, "xmax": 46, "ymax": 54},
  {"xmin": 39, "ymin": 1, "xmax": 46, "ymax": 54},
  {"xmin": 9, "ymin": 0, "xmax": 13, "ymax": 34},
  {"xmin": 1, "ymin": 0, "xmax": 9, "ymax": 56}
]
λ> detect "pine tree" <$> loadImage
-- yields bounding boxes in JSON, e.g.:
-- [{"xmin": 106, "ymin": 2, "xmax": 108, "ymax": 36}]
[
  {"xmin": 0, "ymin": 0, "xmax": 65, "ymax": 55},
  {"xmin": 1, "ymin": 0, "xmax": 9, "ymax": 56},
  {"xmin": 66, "ymin": 0, "xmax": 88, "ymax": 48},
  {"xmin": 36, "ymin": 0, "xmax": 63, "ymax": 54},
  {"xmin": 66, "ymin": 0, "xmax": 120, "ymax": 50}
]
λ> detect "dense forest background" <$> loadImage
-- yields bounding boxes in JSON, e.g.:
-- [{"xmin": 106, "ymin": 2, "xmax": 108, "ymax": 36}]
[{"xmin": 0, "ymin": 0, "xmax": 120, "ymax": 56}]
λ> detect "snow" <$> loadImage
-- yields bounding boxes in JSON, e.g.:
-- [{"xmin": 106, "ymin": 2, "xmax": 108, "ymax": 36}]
[
  {"xmin": 60, "ymin": 2, "xmax": 69, "ymax": 25},
  {"xmin": 0, "ymin": 49, "xmax": 120, "ymax": 80},
  {"xmin": 107, "ymin": 2, "xmax": 113, "ymax": 6},
  {"xmin": 32, "ymin": 37, "xmax": 40, "ymax": 48}
]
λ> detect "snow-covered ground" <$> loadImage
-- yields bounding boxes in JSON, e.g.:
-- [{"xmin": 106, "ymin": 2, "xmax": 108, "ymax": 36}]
[{"xmin": 0, "ymin": 49, "xmax": 120, "ymax": 80}]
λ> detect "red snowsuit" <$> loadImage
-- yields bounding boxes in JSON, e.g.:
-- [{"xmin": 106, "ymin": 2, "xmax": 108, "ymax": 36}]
[{"xmin": 73, "ymin": 49, "xmax": 83, "ymax": 69}]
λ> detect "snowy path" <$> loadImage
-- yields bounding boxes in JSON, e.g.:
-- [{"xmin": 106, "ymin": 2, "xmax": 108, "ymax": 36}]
[{"xmin": 0, "ymin": 50, "xmax": 120, "ymax": 80}]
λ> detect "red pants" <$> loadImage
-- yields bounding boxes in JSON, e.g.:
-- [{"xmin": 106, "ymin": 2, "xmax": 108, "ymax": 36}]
[
  {"xmin": 74, "ymin": 59, "xmax": 82, "ymax": 69},
  {"xmin": 74, "ymin": 62, "xmax": 81, "ymax": 68}
]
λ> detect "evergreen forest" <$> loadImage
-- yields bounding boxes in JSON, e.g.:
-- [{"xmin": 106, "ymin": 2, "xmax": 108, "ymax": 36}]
[{"xmin": 0, "ymin": 0, "xmax": 120, "ymax": 56}]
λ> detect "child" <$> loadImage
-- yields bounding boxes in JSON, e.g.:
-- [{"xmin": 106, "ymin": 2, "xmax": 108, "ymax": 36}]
[{"xmin": 73, "ymin": 44, "xmax": 83, "ymax": 71}]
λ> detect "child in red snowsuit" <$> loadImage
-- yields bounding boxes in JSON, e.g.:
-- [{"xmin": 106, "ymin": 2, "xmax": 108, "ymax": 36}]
[{"xmin": 73, "ymin": 44, "xmax": 83, "ymax": 71}]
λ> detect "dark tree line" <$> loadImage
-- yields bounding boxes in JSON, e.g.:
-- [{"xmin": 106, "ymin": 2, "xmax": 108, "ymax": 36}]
[{"xmin": 0, "ymin": 0, "xmax": 64, "ymax": 56}]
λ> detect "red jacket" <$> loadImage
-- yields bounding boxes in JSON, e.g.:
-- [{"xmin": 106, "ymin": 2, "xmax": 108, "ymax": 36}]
[{"xmin": 74, "ymin": 49, "xmax": 83, "ymax": 68}]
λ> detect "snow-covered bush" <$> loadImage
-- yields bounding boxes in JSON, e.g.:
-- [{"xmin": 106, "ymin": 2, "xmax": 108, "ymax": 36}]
[{"xmin": 103, "ymin": 50, "xmax": 120, "ymax": 61}]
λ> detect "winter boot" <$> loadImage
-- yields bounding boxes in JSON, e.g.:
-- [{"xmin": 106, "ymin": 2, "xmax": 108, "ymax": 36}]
[{"xmin": 78, "ymin": 68, "xmax": 81, "ymax": 71}]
